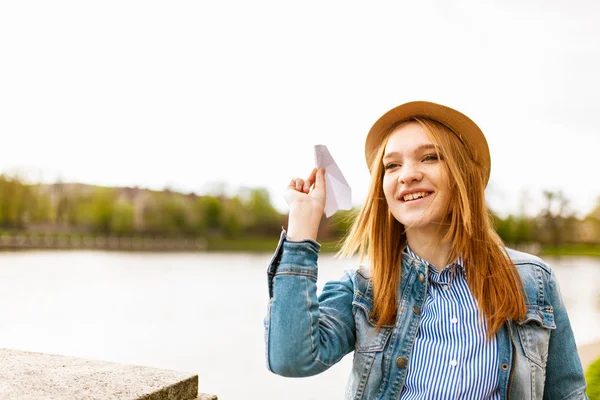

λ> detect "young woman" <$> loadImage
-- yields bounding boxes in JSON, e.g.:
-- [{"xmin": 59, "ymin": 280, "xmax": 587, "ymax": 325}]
[{"xmin": 264, "ymin": 101, "xmax": 588, "ymax": 399}]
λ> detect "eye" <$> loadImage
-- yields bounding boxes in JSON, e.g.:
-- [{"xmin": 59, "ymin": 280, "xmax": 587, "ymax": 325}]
[
  {"xmin": 384, "ymin": 162, "xmax": 401, "ymax": 170},
  {"xmin": 422, "ymin": 153, "xmax": 440, "ymax": 162}
]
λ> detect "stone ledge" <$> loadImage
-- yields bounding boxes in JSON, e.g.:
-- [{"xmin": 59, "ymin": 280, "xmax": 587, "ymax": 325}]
[{"xmin": 0, "ymin": 348, "xmax": 205, "ymax": 400}]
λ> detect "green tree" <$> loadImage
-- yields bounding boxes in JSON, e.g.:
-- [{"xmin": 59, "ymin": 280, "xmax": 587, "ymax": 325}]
[
  {"xmin": 0, "ymin": 174, "xmax": 35, "ymax": 228},
  {"xmin": 162, "ymin": 199, "xmax": 188, "ymax": 234},
  {"xmin": 28, "ymin": 187, "xmax": 53, "ymax": 224},
  {"xmin": 111, "ymin": 202, "xmax": 135, "ymax": 235},
  {"xmin": 513, "ymin": 216, "xmax": 533, "ymax": 245},
  {"xmin": 221, "ymin": 196, "xmax": 247, "ymax": 238},
  {"xmin": 538, "ymin": 191, "xmax": 572, "ymax": 247},
  {"xmin": 243, "ymin": 188, "xmax": 282, "ymax": 236},
  {"xmin": 195, "ymin": 196, "xmax": 223, "ymax": 234},
  {"xmin": 88, "ymin": 187, "xmax": 117, "ymax": 234},
  {"xmin": 495, "ymin": 214, "xmax": 516, "ymax": 244}
]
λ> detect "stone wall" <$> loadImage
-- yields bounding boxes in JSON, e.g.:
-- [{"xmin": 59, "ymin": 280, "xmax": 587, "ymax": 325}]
[{"xmin": 0, "ymin": 349, "xmax": 216, "ymax": 400}]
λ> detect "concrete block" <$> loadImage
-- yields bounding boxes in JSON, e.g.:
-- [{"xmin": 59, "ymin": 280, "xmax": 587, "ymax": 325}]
[{"xmin": 0, "ymin": 348, "xmax": 200, "ymax": 400}]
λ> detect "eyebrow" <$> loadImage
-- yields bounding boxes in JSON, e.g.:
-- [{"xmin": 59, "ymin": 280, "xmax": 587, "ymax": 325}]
[{"xmin": 382, "ymin": 144, "xmax": 439, "ymax": 161}]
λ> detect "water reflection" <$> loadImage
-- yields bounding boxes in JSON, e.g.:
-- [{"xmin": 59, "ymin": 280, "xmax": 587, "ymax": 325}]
[{"xmin": 545, "ymin": 256, "xmax": 600, "ymax": 346}]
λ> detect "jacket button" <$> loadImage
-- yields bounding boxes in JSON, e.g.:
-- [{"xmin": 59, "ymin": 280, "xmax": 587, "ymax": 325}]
[
  {"xmin": 413, "ymin": 306, "xmax": 422, "ymax": 315},
  {"xmin": 418, "ymin": 273, "xmax": 425, "ymax": 283},
  {"xmin": 501, "ymin": 363, "xmax": 509, "ymax": 371},
  {"xmin": 396, "ymin": 357, "xmax": 408, "ymax": 369}
]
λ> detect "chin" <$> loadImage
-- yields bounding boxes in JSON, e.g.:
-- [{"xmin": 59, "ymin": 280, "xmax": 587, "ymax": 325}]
[
  {"xmin": 401, "ymin": 220, "xmax": 435, "ymax": 230},
  {"xmin": 392, "ymin": 211, "xmax": 445, "ymax": 231}
]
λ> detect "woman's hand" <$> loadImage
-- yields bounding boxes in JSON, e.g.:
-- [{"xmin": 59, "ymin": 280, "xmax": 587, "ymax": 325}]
[
  {"xmin": 285, "ymin": 168, "xmax": 326, "ymax": 211},
  {"xmin": 284, "ymin": 168, "xmax": 326, "ymax": 242}
]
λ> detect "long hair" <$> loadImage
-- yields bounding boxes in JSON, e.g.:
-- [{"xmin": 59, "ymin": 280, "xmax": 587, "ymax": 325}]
[{"xmin": 338, "ymin": 117, "xmax": 526, "ymax": 337}]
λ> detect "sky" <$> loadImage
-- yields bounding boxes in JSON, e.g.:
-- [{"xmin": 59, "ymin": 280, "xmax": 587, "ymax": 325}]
[{"xmin": 1, "ymin": 0, "xmax": 599, "ymax": 218}]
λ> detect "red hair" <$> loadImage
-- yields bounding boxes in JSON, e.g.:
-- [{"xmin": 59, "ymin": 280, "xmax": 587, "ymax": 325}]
[{"xmin": 338, "ymin": 118, "xmax": 526, "ymax": 337}]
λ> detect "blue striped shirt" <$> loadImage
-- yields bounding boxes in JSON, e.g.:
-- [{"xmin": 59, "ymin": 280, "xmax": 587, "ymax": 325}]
[{"xmin": 400, "ymin": 246, "xmax": 499, "ymax": 399}]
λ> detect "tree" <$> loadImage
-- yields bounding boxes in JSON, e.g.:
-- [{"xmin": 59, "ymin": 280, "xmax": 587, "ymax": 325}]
[
  {"xmin": 538, "ymin": 190, "xmax": 572, "ymax": 246},
  {"xmin": 221, "ymin": 196, "xmax": 245, "ymax": 238},
  {"xmin": 0, "ymin": 174, "xmax": 36, "ymax": 229},
  {"xmin": 243, "ymin": 188, "xmax": 282, "ymax": 236},
  {"xmin": 88, "ymin": 187, "xmax": 117, "ymax": 234},
  {"xmin": 111, "ymin": 202, "xmax": 135, "ymax": 235},
  {"xmin": 195, "ymin": 196, "xmax": 223, "ymax": 234},
  {"xmin": 513, "ymin": 216, "xmax": 533, "ymax": 245}
]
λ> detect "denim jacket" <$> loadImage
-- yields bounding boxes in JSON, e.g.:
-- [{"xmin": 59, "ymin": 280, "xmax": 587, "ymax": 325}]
[{"xmin": 264, "ymin": 231, "xmax": 589, "ymax": 399}]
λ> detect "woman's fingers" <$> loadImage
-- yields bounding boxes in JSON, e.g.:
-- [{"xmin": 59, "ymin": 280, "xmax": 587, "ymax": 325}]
[
  {"xmin": 304, "ymin": 168, "xmax": 317, "ymax": 192},
  {"xmin": 288, "ymin": 179, "xmax": 296, "ymax": 189},
  {"xmin": 287, "ymin": 168, "xmax": 325, "ymax": 195},
  {"xmin": 284, "ymin": 168, "xmax": 326, "ymax": 209},
  {"xmin": 315, "ymin": 167, "xmax": 325, "ymax": 190}
]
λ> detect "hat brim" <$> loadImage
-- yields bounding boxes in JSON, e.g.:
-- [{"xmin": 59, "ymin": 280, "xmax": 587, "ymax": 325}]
[{"xmin": 365, "ymin": 101, "xmax": 491, "ymax": 185}]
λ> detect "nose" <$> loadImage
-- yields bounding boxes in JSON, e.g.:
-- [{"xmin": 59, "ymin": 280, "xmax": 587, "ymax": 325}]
[{"xmin": 398, "ymin": 162, "xmax": 423, "ymax": 184}]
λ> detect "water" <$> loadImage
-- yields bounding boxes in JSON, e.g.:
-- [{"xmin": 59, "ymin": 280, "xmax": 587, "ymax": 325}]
[{"xmin": 0, "ymin": 251, "xmax": 598, "ymax": 399}]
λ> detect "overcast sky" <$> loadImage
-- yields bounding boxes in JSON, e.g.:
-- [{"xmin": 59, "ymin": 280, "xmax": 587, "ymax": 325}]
[{"xmin": 1, "ymin": 1, "xmax": 599, "ymax": 218}]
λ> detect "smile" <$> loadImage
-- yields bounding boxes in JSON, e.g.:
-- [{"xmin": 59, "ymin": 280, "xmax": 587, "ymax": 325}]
[{"xmin": 401, "ymin": 191, "xmax": 433, "ymax": 202}]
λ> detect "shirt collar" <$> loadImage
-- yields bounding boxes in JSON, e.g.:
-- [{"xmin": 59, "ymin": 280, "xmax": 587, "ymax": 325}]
[{"xmin": 404, "ymin": 244, "xmax": 464, "ymax": 277}]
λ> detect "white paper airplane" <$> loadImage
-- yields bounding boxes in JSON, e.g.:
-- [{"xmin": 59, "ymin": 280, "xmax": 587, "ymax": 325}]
[{"xmin": 314, "ymin": 145, "xmax": 352, "ymax": 218}]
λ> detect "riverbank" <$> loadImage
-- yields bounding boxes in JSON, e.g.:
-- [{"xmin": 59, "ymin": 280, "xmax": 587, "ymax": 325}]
[
  {"xmin": 205, "ymin": 237, "xmax": 344, "ymax": 252},
  {"xmin": 0, "ymin": 232, "xmax": 598, "ymax": 257},
  {"xmin": 194, "ymin": 238, "xmax": 600, "ymax": 257},
  {"xmin": 0, "ymin": 233, "xmax": 207, "ymax": 252},
  {"xmin": 0, "ymin": 233, "xmax": 342, "ymax": 253},
  {"xmin": 540, "ymin": 243, "xmax": 600, "ymax": 258},
  {"xmin": 193, "ymin": 238, "xmax": 600, "ymax": 256}
]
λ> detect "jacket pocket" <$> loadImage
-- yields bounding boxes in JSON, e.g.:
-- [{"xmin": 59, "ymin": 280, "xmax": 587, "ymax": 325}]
[
  {"xmin": 353, "ymin": 298, "xmax": 392, "ymax": 353},
  {"xmin": 516, "ymin": 305, "xmax": 556, "ymax": 367},
  {"xmin": 349, "ymin": 300, "xmax": 392, "ymax": 400}
]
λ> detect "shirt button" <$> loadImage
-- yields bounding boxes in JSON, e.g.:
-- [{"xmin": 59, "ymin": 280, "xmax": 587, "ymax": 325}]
[
  {"xmin": 451, "ymin": 317, "xmax": 458, "ymax": 324},
  {"xmin": 412, "ymin": 306, "xmax": 422, "ymax": 315},
  {"xmin": 450, "ymin": 360, "xmax": 458, "ymax": 367},
  {"xmin": 418, "ymin": 273, "xmax": 425, "ymax": 283},
  {"xmin": 396, "ymin": 357, "xmax": 408, "ymax": 369}
]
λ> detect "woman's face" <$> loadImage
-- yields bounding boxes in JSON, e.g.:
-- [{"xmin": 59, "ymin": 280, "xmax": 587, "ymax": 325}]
[{"xmin": 381, "ymin": 121, "xmax": 452, "ymax": 233}]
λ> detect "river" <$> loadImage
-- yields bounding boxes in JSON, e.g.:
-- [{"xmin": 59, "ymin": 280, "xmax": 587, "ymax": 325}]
[{"xmin": 0, "ymin": 251, "xmax": 598, "ymax": 399}]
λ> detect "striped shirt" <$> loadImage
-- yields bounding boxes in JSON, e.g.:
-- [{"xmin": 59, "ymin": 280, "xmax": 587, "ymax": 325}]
[{"xmin": 400, "ymin": 246, "xmax": 499, "ymax": 400}]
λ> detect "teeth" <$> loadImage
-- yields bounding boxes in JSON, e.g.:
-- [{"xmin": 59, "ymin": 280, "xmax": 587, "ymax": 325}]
[{"xmin": 403, "ymin": 192, "xmax": 429, "ymax": 201}]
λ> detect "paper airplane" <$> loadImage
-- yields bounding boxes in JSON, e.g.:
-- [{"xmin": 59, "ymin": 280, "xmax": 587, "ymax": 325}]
[{"xmin": 314, "ymin": 145, "xmax": 352, "ymax": 218}]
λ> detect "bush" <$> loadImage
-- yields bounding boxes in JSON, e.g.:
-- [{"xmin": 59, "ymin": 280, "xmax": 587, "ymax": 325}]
[{"xmin": 587, "ymin": 356, "xmax": 600, "ymax": 399}]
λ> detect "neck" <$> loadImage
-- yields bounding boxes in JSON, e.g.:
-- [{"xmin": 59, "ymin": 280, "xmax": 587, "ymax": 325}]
[{"xmin": 405, "ymin": 225, "xmax": 452, "ymax": 271}]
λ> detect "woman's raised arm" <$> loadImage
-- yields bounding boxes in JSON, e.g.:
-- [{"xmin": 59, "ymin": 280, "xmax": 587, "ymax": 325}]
[{"xmin": 265, "ymin": 167, "xmax": 356, "ymax": 377}]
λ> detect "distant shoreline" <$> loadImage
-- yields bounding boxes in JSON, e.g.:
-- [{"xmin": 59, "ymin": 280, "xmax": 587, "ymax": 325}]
[
  {"xmin": 0, "ymin": 232, "xmax": 598, "ymax": 258},
  {"xmin": 539, "ymin": 244, "xmax": 600, "ymax": 258},
  {"xmin": 0, "ymin": 232, "xmax": 207, "ymax": 252}
]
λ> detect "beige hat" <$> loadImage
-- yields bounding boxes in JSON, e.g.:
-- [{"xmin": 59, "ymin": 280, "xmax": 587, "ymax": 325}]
[{"xmin": 364, "ymin": 101, "xmax": 491, "ymax": 185}]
